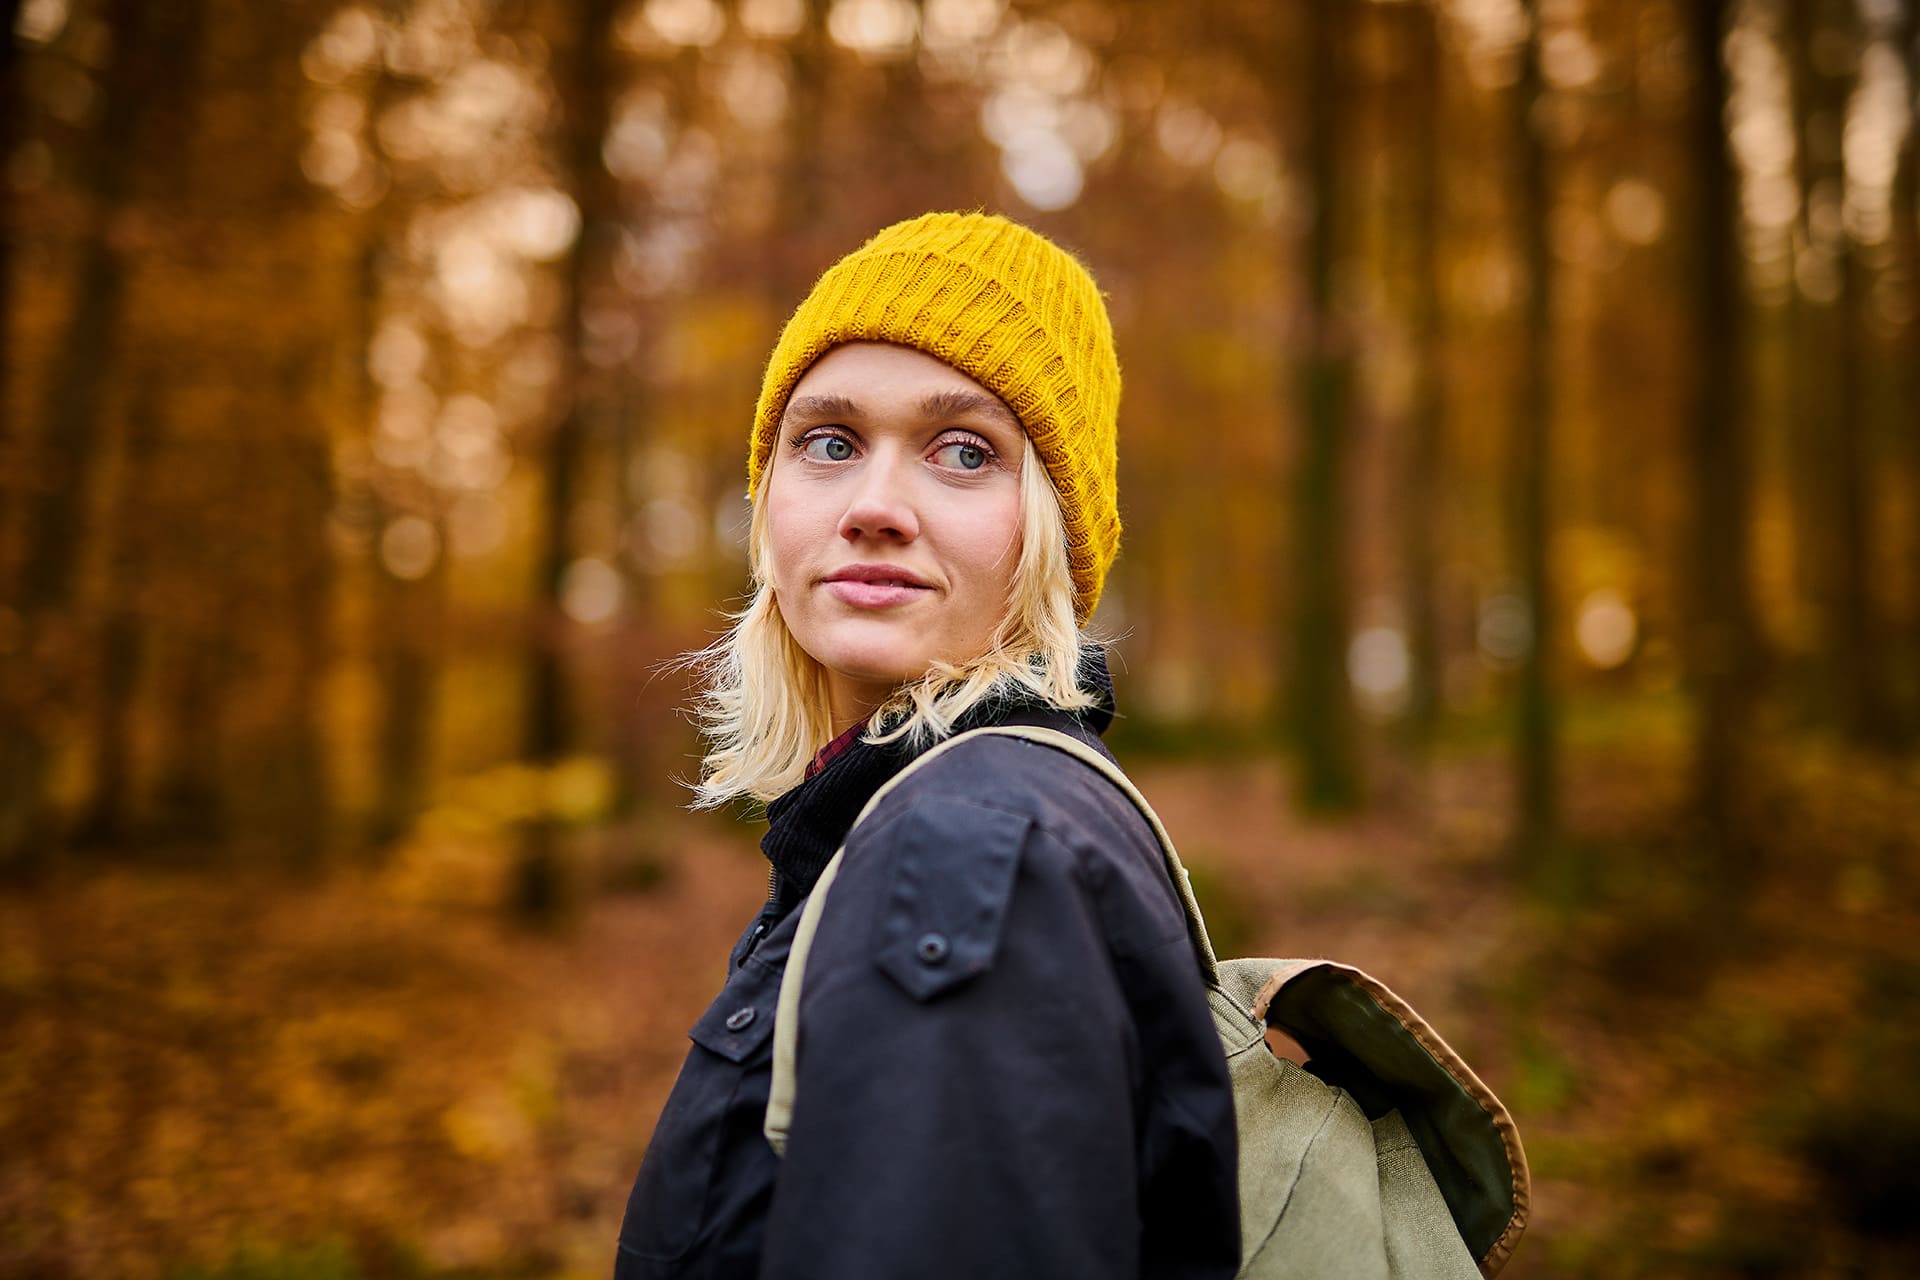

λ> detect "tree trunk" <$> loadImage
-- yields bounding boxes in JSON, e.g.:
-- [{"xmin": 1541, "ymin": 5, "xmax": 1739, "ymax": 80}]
[
  {"xmin": 1787, "ymin": 0, "xmax": 1888, "ymax": 743},
  {"xmin": 609, "ymin": 376, "xmax": 657, "ymax": 820},
  {"xmin": 356, "ymin": 250, "xmax": 443, "ymax": 852},
  {"xmin": 371, "ymin": 549, "xmax": 445, "ymax": 848},
  {"xmin": 1510, "ymin": 0, "xmax": 1559, "ymax": 871},
  {"xmin": 254, "ymin": 4, "xmax": 335, "ymax": 871},
  {"xmin": 1682, "ymin": 0, "xmax": 1758, "ymax": 872},
  {"xmin": 771, "ymin": 0, "xmax": 832, "ymax": 304},
  {"xmin": 75, "ymin": 371, "xmax": 165, "ymax": 850},
  {"xmin": 152, "ymin": 631, "xmax": 227, "ymax": 846},
  {"xmin": 516, "ymin": 0, "xmax": 622, "ymax": 920},
  {"xmin": 1285, "ymin": 0, "xmax": 1361, "ymax": 813},
  {"xmin": 280, "ymin": 393, "xmax": 335, "ymax": 872},
  {"xmin": 369, "ymin": 554, "xmax": 447, "ymax": 853},
  {"xmin": 345, "ymin": 42, "xmax": 445, "ymax": 853},
  {"xmin": 1400, "ymin": 1, "xmax": 1445, "ymax": 751},
  {"xmin": 0, "ymin": 0, "xmax": 150, "ymax": 869},
  {"xmin": 1828, "ymin": 213, "xmax": 1886, "ymax": 744},
  {"xmin": 1900, "ymin": 1, "xmax": 1920, "ymax": 740},
  {"xmin": 73, "ymin": 0, "xmax": 207, "ymax": 856},
  {"xmin": 0, "ymin": 0, "xmax": 27, "ymax": 516},
  {"xmin": 1782, "ymin": 0, "xmax": 1827, "ymax": 707}
]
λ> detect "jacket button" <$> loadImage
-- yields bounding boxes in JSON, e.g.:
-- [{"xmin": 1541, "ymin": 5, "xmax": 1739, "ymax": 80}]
[
  {"xmin": 725, "ymin": 1006, "xmax": 756, "ymax": 1031},
  {"xmin": 915, "ymin": 932, "xmax": 950, "ymax": 965}
]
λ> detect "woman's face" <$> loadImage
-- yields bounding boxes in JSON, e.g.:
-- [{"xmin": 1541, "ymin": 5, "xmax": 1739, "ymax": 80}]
[{"xmin": 762, "ymin": 342, "xmax": 1026, "ymax": 732}]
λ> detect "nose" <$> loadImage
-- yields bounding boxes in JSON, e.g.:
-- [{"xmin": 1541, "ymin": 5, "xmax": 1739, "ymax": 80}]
[{"xmin": 837, "ymin": 448, "xmax": 920, "ymax": 546}]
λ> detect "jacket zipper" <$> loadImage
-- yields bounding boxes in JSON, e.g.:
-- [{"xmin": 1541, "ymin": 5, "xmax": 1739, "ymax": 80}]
[{"xmin": 737, "ymin": 868, "xmax": 780, "ymax": 967}]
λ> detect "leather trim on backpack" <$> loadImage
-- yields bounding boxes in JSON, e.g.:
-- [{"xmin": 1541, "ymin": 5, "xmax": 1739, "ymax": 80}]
[{"xmin": 1252, "ymin": 962, "xmax": 1531, "ymax": 1278}]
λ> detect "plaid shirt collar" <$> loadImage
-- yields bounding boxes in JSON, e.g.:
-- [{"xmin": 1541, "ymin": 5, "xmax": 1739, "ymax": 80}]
[
  {"xmin": 804, "ymin": 721, "xmax": 868, "ymax": 781},
  {"xmin": 765, "ymin": 648, "xmax": 1118, "ymax": 900}
]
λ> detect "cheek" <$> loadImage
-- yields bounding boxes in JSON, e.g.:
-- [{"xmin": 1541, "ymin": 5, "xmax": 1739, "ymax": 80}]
[
  {"xmin": 761, "ymin": 483, "xmax": 825, "ymax": 588},
  {"xmin": 949, "ymin": 491, "xmax": 1023, "ymax": 595}
]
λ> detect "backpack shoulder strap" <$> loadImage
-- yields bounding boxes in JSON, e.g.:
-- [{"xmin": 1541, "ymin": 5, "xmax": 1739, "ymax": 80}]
[
  {"xmin": 966, "ymin": 724, "xmax": 1219, "ymax": 979},
  {"xmin": 765, "ymin": 723, "xmax": 1218, "ymax": 1154}
]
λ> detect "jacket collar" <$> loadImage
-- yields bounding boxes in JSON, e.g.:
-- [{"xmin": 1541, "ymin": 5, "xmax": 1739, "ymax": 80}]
[{"xmin": 759, "ymin": 647, "xmax": 1116, "ymax": 902}]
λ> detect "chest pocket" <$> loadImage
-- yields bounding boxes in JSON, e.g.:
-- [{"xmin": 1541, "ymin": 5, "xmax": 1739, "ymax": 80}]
[
  {"xmin": 869, "ymin": 797, "xmax": 1031, "ymax": 1002},
  {"xmin": 618, "ymin": 957, "xmax": 781, "ymax": 1266},
  {"xmin": 688, "ymin": 958, "xmax": 781, "ymax": 1063}
]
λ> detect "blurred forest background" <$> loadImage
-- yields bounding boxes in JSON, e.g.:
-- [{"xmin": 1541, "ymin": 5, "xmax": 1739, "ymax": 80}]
[{"xmin": 3, "ymin": 0, "xmax": 1919, "ymax": 1275}]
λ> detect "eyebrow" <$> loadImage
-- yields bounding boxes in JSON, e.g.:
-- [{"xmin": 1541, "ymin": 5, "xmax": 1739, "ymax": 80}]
[
  {"xmin": 780, "ymin": 389, "xmax": 1021, "ymax": 434},
  {"xmin": 781, "ymin": 393, "xmax": 862, "ymax": 428},
  {"xmin": 918, "ymin": 389, "xmax": 1022, "ymax": 434}
]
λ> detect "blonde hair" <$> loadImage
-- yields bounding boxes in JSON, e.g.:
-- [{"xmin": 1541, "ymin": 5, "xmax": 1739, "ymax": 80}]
[{"xmin": 688, "ymin": 434, "xmax": 1097, "ymax": 808}]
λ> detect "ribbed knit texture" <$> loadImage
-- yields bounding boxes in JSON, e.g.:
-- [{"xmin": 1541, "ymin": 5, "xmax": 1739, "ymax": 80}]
[{"xmin": 748, "ymin": 211, "xmax": 1122, "ymax": 621}]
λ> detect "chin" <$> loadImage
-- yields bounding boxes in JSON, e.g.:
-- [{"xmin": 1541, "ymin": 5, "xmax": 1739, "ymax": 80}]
[
  {"xmin": 807, "ymin": 627, "xmax": 929, "ymax": 687},
  {"xmin": 819, "ymin": 648, "xmax": 926, "ymax": 690}
]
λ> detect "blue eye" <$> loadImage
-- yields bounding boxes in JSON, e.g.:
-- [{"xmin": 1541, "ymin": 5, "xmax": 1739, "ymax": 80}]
[
  {"xmin": 935, "ymin": 442, "xmax": 990, "ymax": 470},
  {"xmin": 802, "ymin": 435, "xmax": 854, "ymax": 462}
]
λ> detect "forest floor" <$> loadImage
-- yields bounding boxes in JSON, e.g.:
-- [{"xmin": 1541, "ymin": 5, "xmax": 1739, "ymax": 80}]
[{"xmin": 3, "ymin": 722, "xmax": 1919, "ymax": 1280}]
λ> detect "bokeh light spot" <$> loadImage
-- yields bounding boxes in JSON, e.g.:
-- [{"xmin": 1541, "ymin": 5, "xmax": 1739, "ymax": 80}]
[
  {"xmin": 381, "ymin": 516, "xmax": 440, "ymax": 581},
  {"xmin": 643, "ymin": 0, "xmax": 725, "ymax": 48},
  {"xmin": 1059, "ymin": 98, "xmax": 1116, "ymax": 163},
  {"xmin": 1215, "ymin": 138, "xmax": 1280, "ymax": 204},
  {"xmin": 370, "ymin": 320, "xmax": 429, "ymax": 389},
  {"xmin": 15, "ymin": 0, "xmax": 70, "ymax": 44},
  {"xmin": 1575, "ymin": 588, "xmax": 1638, "ymax": 669},
  {"xmin": 1478, "ymin": 591, "xmax": 1532, "ymax": 667},
  {"xmin": 740, "ymin": 0, "xmax": 805, "ymax": 39},
  {"xmin": 561, "ymin": 558, "xmax": 624, "ymax": 625},
  {"xmin": 1156, "ymin": 101, "xmax": 1222, "ymax": 168},
  {"xmin": 1001, "ymin": 133, "xmax": 1083, "ymax": 210},
  {"xmin": 496, "ymin": 188, "xmax": 579, "ymax": 262},
  {"xmin": 1348, "ymin": 626, "xmax": 1412, "ymax": 719},
  {"xmin": 718, "ymin": 47, "xmax": 790, "ymax": 129},
  {"xmin": 639, "ymin": 497, "xmax": 702, "ymax": 568},
  {"xmin": 923, "ymin": 0, "xmax": 1004, "ymax": 49},
  {"xmin": 1604, "ymin": 178, "xmax": 1667, "ymax": 245},
  {"xmin": 828, "ymin": 0, "xmax": 918, "ymax": 60},
  {"xmin": 1000, "ymin": 20, "xmax": 1092, "ymax": 96}
]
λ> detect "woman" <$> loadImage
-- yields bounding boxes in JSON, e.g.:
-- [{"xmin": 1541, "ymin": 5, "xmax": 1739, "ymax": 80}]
[{"xmin": 615, "ymin": 211, "xmax": 1240, "ymax": 1279}]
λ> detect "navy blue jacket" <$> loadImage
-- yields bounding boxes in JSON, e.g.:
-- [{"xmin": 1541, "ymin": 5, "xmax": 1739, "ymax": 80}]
[{"xmin": 615, "ymin": 692, "xmax": 1239, "ymax": 1278}]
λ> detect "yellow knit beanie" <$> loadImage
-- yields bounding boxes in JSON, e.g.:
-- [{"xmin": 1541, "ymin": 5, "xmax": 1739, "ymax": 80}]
[{"xmin": 748, "ymin": 211, "xmax": 1122, "ymax": 621}]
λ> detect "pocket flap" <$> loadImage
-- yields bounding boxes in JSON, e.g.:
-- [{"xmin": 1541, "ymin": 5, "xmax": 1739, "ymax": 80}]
[
  {"xmin": 688, "ymin": 958, "xmax": 781, "ymax": 1064},
  {"xmin": 872, "ymin": 798, "xmax": 1030, "ymax": 1002}
]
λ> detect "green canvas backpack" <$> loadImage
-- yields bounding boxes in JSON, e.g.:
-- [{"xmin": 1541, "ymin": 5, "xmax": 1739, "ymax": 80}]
[{"xmin": 765, "ymin": 725, "xmax": 1531, "ymax": 1279}]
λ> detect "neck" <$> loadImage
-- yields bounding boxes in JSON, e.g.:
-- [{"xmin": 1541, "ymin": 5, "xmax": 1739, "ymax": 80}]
[{"xmin": 825, "ymin": 674, "xmax": 892, "ymax": 738}]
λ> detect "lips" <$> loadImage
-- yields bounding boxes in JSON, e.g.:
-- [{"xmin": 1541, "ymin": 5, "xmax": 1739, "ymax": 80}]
[{"xmin": 823, "ymin": 563, "xmax": 933, "ymax": 608}]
